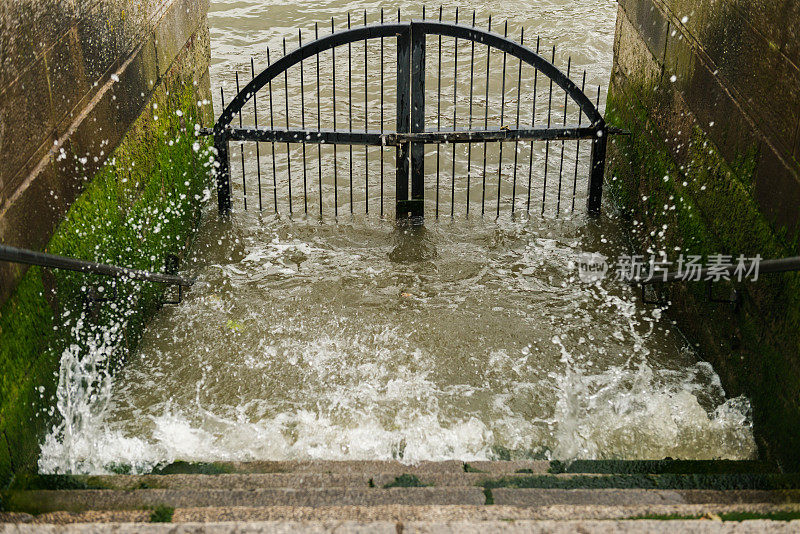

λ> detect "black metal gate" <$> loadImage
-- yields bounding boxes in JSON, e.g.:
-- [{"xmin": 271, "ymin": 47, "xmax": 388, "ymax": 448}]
[{"xmin": 208, "ymin": 9, "xmax": 617, "ymax": 223}]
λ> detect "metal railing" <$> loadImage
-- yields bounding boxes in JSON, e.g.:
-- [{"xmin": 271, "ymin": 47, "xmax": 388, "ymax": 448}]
[
  {"xmin": 633, "ymin": 255, "xmax": 800, "ymax": 305},
  {"xmin": 0, "ymin": 244, "xmax": 194, "ymax": 303}
]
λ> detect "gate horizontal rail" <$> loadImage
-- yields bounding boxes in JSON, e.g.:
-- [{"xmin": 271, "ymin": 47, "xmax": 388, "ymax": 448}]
[{"xmin": 203, "ymin": 126, "xmax": 624, "ymax": 145}]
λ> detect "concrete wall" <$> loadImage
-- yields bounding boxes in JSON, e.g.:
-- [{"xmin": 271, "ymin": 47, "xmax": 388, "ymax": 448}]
[
  {"xmin": 607, "ymin": 0, "xmax": 800, "ymax": 469},
  {"xmin": 0, "ymin": 0, "xmax": 212, "ymax": 305},
  {"xmin": 0, "ymin": 0, "xmax": 212, "ymax": 483}
]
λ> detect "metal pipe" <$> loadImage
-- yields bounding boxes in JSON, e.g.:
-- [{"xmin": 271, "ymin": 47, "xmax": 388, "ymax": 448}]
[
  {"xmin": 0, "ymin": 244, "xmax": 195, "ymax": 287},
  {"xmin": 638, "ymin": 256, "xmax": 800, "ymax": 285}
]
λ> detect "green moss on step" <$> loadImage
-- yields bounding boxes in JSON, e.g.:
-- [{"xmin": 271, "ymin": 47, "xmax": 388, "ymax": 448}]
[
  {"xmin": 464, "ymin": 463, "xmax": 486, "ymax": 473},
  {"xmin": 383, "ymin": 474, "xmax": 429, "ymax": 488},
  {"xmin": 8, "ymin": 474, "xmax": 104, "ymax": 491},
  {"xmin": 149, "ymin": 504, "xmax": 174, "ymax": 523},
  {"xmin": 151, "ymin": 461, "xmax": 233, "ymax": 475},
  {"xmin": 548, "ymin": 460, "xmax": 780, "ymax": 475},
  {"xmin": 480, "ymin": 473, "xmax": 800, "ymax": 491},
  {"xmin": 631, "ymin": 511, "xmax": 800, "ymax": 521}
]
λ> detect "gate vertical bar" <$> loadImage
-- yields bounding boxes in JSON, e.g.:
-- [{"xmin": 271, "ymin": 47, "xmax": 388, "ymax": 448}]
[
  {"xmin": 435, "ymin": 7, "xmax": 442, "ymax": 218},
  {"xmin": 450, "ymin": 7, "xmax": 459, "ymax": 218},
  {"xmin": 250, "ymin": 58, "xmax": 263, "ymax": 211},
  {"xmin": 409, "ymin": 21, "xmax": 426, "ymax": 221},
  {"xmin": 587, "ymin": 86, "xmax": 606, "ymax": 217},
  {"xmin": 395, "ymin": 23, "xmax": 411, "ymax": 219},
  {"xmin": 348, "ymin": 13, "xmax": 353, "ymax": 213},
  {"xmin": 235, "ymin": 73, "xmax": 247, "ymax": 211},
  {"xmin": 283, "ymin": 38, "xmax": 292, "ymax": 215},
  {"xmin": 214, "ymin": 134, "xmax": 231, "ymax": 215},
  {"xmin": 215, "ymin": 87, "xmax": 231, "ymax": 215}
]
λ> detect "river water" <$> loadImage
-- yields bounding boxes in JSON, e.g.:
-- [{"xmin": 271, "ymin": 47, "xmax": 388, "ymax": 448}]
[{"xmin": 39, "ymin": 0, "xmax": 756, "ymax": 474}]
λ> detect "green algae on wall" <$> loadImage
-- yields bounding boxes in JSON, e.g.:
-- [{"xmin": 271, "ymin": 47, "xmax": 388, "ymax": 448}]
[{"xmin": 0, "ymin": 85, "xmax": 213, "ymax": 486}]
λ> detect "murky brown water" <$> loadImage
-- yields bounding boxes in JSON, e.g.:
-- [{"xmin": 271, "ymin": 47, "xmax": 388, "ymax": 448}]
[{"xmin": 39, "ymin": 1, "xmax": 756, "ymax": 474}]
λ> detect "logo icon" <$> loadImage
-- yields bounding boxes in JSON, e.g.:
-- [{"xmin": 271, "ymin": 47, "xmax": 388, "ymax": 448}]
[{"xmin": 576, "ymin": 252, "xmax": 608, "ymax": 283}]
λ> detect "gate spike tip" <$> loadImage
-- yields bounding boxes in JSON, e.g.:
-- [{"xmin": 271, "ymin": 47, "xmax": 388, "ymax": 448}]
[
  {"xmin": 422, "ymin": 5, "xmax": 425, "ymax": 19},
  {"xmin": 283, "ymin": 37, "xmax": 287, "ymax": 55},
  {"xmin": 488, "ymin": 14, "xmax": 492, "ymax": 31},
  {"xmin": 504, "ymin": 20, "xmax": 508, "ymax": 37},
  {"xmin": 472, "ymin": 10, "xmax": 476, "ymax": 26},
  {"xmin": 455, "ymin": 7, "xmax": 459, "ymax": 23},
  {"xmin": 315, "ymin": 22, "xmax": 318, "ymax": 39},
  {"xmin": 397, "ymin": 8, "xmax": 400, "ymax": 23},
  {"xmin": 380, "ymin": 8, "xmax": 383, "ymax": 23},
  {"xmin": 347, "ymin": 12, "xmax": 351, "ymax": 28},
  {"xmin": 438, "ymin": 5, "xmax": 442, "ymax": 21},
  {"xmin": 364, "ymin": 9, "xmax": 367, "ymax": 25},
  {"xmin": 298, "ymin": 27, "xmax": 302, "ymax": 45},
  {"xmin": 331, "ymin": 17, "xmax": 334, "ymax": 33}
]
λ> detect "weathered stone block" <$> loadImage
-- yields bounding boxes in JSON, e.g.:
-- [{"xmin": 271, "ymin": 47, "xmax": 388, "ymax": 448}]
[
  {"xmin": 707, "ymin": 13, "xmax": 799, "ymax": 159},
  {"xmin": 45, "ymin": 27, "xmax": 90, "ymax": 127},
  {"xmin": 155, "ymin": 0, "xmax": 207, "ymax": 78},
  {"xmin": 613, "ymin": 7, "xmax": 663, "ymax": 89},
  {"xmin": 0, "ymin": 56, "xmax": 54, "ymax": 204},
  {"xmin": 753, "ymin": 146, "xmax": 800, "ymax": 236},
  {"xmin": 729, "ymin": 0, "xmax": 800, "ymax": 70},
  {"xmin": 681, "ymin": 47, "xmax": 755, "ymax": 178},
  {"xmin": 621, "ymin": 0, "xmax": 670, "ymax": 66},
  {"xmin": 0, "ymin": 0, "xmax": 78, "ymax": 89}
]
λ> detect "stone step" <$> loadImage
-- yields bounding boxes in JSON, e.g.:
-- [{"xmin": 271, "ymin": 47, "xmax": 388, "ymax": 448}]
[
  {"xmin": 144, "ymin": 459, "xmax": 777, "ymax": 476},
  {"xmin": 3, "ymin": 488, "xmax": 485, "ymax": 513},
  {"xmin": 42, "ymin": 472, "xmax": 553, "ymax": 490},
  {"xmin": 151, "ymin": 460, "xmax": 502, "ymax": 475},
  {"xmin": 5, "ymin": 487, "xmax": 800, "ymax": 515},
  {"xmin": 1, "ymin": 519, "xmax": 800, "ymax": 533},
  {"xmin": 20, "ymin": 470, "xmax": 800, "ymax": 492},
  {"xmin": 3, "ymin": 502, "xmax": 800, "ymax": 525},
  {"xmin": 488, "ymin": 488, "xmax": 800, "ymax": 506}
]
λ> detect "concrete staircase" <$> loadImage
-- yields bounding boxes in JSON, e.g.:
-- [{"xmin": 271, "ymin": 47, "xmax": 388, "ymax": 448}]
[{"xmin": 2, "ymin": 460, "xmax": 800, "ymax": 531}]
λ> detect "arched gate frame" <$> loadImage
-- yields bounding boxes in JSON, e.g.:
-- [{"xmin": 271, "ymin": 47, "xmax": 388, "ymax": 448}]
[{"xmin": 211, "ymin": 18, "xmax": 618, "ymax": 222}]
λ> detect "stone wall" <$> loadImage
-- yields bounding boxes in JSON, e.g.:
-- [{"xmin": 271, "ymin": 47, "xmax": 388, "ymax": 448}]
[
  {"xmin": 0, "ymin": 0, "xmax": 212, "ymax": 305},
  {"xmin": 607, "ymin": 0, "xmax": 800, "ymax": 469},
  {"xmin": 0, "ymin": 0, "xmax": 212, "ymax": 483}
]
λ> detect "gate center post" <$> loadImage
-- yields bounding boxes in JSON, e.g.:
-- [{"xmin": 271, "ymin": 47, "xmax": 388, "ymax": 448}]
[{"xmin": 396, "ymin": 22, "xmax": 425, "ymax": 224}]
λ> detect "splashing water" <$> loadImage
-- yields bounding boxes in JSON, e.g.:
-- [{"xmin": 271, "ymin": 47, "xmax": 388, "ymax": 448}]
[{"xmin": 39, "ymin": 215, "xmax": 756, "ymax": 474}]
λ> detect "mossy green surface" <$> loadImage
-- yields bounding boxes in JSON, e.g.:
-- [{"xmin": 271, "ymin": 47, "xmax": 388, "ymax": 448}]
[
  {"xmin": 0, "ymin": 82, "xmax": 212, "ymax": 487},
  {"xmin": 463, "ymin": 463, "xmax": 486, "ymax": 473},
  {"xmin": 149, "ymin": 504, "xmax": 175, "ymax": 523},
  {"xmin": 605, "ymin": 69, "xmax": 800, "ymax": 470},
  {"xmin": 480, "ymin": 473, "xmax": 800, "ymax": 490},
  {"xmin": 631, "ymin": 511, "xmax": 800, "ymax": 521},
  {"xmin": 548, "ymin": 460, "xmax": 780, "ymax": 475},
  {"xmin": 151, "ymin": 461, "xmax": 234, "ymax": 476},
  {"xmin": 383, "ymin": 474, "xmax": 429, "ymax": 488}
]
